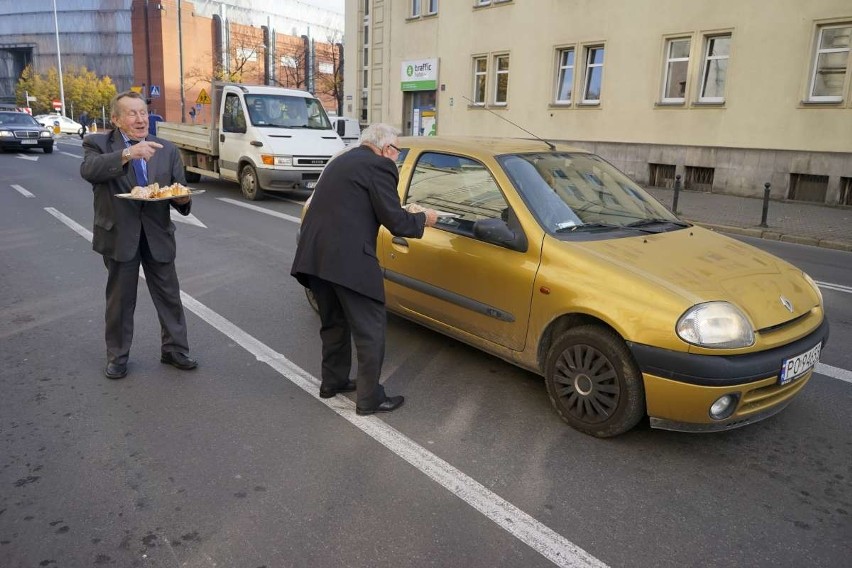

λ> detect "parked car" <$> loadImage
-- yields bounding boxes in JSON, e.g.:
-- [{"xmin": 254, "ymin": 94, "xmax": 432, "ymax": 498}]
[
  {"xmin": 34, "ymin": 113, "xmax": 84, "ymax": 135},
  {"xmin": 0, "ymin": 111, "xmax": 54, "ymax": 153},
  {"xmin": 303, "ymin": 136, "xmax": 827, "ymax": 437}
]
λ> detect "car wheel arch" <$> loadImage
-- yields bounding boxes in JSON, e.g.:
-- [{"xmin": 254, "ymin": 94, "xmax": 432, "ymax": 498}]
[{"xmin": 536, "ymin": 312, "xmax": 623, "ymax": 373}]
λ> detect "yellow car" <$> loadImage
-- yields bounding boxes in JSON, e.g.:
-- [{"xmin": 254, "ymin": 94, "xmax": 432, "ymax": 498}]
[{"xmin": 309, "ymin": 137, "xmax": 828, "ymax": 437}]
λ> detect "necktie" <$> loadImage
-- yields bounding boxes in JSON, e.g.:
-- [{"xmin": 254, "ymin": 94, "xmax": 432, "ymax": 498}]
[{"xmin": 127, "ymin": 139, "xmax": 148, "ymax": 185}]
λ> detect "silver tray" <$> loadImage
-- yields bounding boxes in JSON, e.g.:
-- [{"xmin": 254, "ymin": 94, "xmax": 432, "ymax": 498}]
[{"xmin": 115, "ymin": 189, "xmax": 205, "ymax": 201}]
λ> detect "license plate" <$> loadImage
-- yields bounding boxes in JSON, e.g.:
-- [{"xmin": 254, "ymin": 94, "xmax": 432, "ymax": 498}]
[
  {"xmin": 21, "ymin": 140, "xmax": 36, "ymax": 145},
  {"xmin": 779, "ymin": 343, "xmax": 821, "ymax": 385},
  {"xmin": 305, "ymin": 181, "xmax": 317, "ymax": 189}
]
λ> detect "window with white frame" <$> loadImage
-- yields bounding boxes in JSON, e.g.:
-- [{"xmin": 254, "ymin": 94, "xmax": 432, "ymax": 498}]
[
  {"xmin": 494, "ymin": 54, "xmax": 510, "ymax": 105},
  {"xmin": 411, "ymin": 0, "xmax": 421, "ymax": 17},
  {"xmin": 427, "ymin": 0, "xmax": 438, "ymax": 14},
  {"xmin": 475, "ymin": 0, "xmax": 510, "ymax": 6},
  {"xmin": 582, "ymin": 46, "xmax": 604, "ymax": 103},
  {"xmin": 280, "ymin": 55, "xmax": 297, "ymax": 68},
  {"xmin": 237, "ymin": 47, "xmax": 257, "ymax": 62},
  {"xmin": 699, "ymin": 34, "xmax": 731, "ymax": 102},
  {"xmin": 662, "ymin": 38, "xmax": 690, "ymax": 102},
  {"xmin": 809, "ymin": 24, "xmax": 851, "ymax": 102},
  {"xmin": 554, "ymin": 47, "xmax": 575, "ymax": 104},
  {"xmin": 472, "ymin": 56, "xmax": 487, "ymax": 105}
]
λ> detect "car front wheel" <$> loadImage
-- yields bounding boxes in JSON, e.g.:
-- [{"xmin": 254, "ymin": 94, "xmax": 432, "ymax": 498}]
[
  {"xmin": 43, "ymin": 145, "xmax": 54, "ymax": 154},
  {"xmin": 239, "ymin": 164, "xmax": 264, "ymax": 200},
  {"xmin": 544, "ymin": 325, "xmax": 645, "ymax": 437}
]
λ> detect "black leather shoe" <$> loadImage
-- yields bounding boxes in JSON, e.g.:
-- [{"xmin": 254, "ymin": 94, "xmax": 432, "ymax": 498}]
[
  {"xmin": 160, "ymin": 352, "xmax": 198, "ymax": 370},
  {"xmin": 319, "ymin": 381, "xmax": 357, "ymax": 399},
  {"xmin": 356, "ymin": 395, "xmax": 405, "ymax": 416},
  {"xmin": 104, "ymin": 362, "xmax": 127, "ymax": 380}
]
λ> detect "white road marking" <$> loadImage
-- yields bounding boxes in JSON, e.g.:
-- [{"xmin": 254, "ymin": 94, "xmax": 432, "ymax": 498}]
[
  {"xmin": 816, "ymin": 363, "xmax": 852, "ymax": 384},
  {"xmin": 11, "ymin": 184, "xmax": 35, "ymax": 198},
  {"xmin": 16, "ymin": 153, "xmax": 39, "ymax": 161},
  {"xmin": 217, "ymin": 197, "xmax": 302, "ymax": 224},
  {"xmin": 817, "ymin": 280, "xmax": 852, "ymax": 295},
  {"xmin": 170, "ymin": 209, "xmax": 207, "ymax": 228},
  {"xmin": 44, "ymin": 206, "xmax": 608, "ymax": 568},
  {"xmin": 60, "ymin": 151, "xmax": 81, "ymax": 158}
]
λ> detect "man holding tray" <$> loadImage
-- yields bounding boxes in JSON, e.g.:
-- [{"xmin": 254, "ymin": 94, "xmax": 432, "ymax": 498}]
[{"xmin": 80, "ymin": 90, "xmax": 198, "ymax": 380}]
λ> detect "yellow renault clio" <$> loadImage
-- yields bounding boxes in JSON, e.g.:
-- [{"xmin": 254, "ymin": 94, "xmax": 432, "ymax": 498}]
[{"xmin": 310, "ymin": 136, "xmax": 828, "ymax": 437}]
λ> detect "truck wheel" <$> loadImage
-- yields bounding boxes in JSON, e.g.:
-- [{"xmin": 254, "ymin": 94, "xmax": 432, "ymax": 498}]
[
  {"xmin": 185, "ymin": 170, "xmax": 201, "ymax": 183},
  {"xmin": 239, "ymin": 164, "xmax": 264, "ymax": 200},
  {"xmin": 544, "ymin": 325, "xmax": 645, "ymax": 437}
]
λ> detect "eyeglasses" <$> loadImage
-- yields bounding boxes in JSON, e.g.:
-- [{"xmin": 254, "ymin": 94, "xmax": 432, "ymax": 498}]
[
  {"xmin": 124, "ymin": 110, "xmax": 149, "ymax": 119},
  {"xmin": 387, "ymin": 143, "xmax": 401, "ymax": 153}
]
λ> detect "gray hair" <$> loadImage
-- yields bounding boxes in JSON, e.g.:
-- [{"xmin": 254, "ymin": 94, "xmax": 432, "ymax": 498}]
[
  {"xmin": 360, "ymin": 123, "xmax": 400, "ymax": 148},
  {"xmin": 110, "ymin": 90, "xmax": 146, "ymax": 120}
]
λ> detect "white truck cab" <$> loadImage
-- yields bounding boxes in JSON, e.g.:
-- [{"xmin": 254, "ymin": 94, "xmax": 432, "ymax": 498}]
[{"xmin": 157, "ymin": 83, "xmax": 344, "ymax": 200}]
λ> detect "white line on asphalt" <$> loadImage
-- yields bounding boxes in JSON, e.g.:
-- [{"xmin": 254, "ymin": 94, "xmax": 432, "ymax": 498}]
[
  {"xmin": 11, "ymin": 184, "xmax": 35, "ymax": 198},
  {"xmin": 816, "ymin": 280, "xmax": 852, "ymax": 295},
  {"xmin": 217, "ymin": 197, "xmax": 302, "ymax": 224},
  {"xmin": 43, "ymin": 207, "xmax": 608, "ymax": 568},
  {"xmin": 60, "ymin": 151, "xmax": 81, "ymax": 158},
  {"xmin": 816, "ymin": 363, "xmax": 852, "ymax": 384}
]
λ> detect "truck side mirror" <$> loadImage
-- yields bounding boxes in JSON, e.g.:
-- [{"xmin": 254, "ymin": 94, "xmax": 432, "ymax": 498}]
[{"xmin": 336, "ymin": 120, "xmax": 345, "ymax": 137}]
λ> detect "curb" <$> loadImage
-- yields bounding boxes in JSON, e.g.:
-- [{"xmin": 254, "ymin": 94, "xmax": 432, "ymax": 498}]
[{"xmin": 690, "ymin": 222, "xmax": 852, "ymax": 253}]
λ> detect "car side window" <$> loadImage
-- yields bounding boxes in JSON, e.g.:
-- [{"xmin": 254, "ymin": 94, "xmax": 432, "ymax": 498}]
[
  {"xmin": 405, "ymin": 152, "xmax": 510, "ymax": 237},
  {"xmin": 222, "ymin": 93, "xmax": 246, "ymax": 133}
]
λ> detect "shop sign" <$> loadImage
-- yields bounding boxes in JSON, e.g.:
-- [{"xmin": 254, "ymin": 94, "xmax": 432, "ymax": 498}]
[{"xmin": 401, "ymin": 59, "xmax": 438, "ymax": 91}]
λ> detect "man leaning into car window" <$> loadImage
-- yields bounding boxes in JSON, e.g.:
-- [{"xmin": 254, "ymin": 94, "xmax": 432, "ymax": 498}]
[{"xmin": 291, "ymin": 123, "xmax": 438, "ymax": 415}]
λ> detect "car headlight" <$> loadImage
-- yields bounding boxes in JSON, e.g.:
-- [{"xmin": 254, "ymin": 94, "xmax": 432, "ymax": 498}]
[
  {"xmin": 802, "ymin": 272, "xmax": 823, "ymax": 305},
  {"xmin": 40, "ymin": 131, "xmax": 53, "ymax": 138},
  {"xmin": 275, "ymin": 155, "xmax": 293, "ymax": 167},
  {"xmin": 0, "ymin": 129, "xmax": 12, "ymax": 137},
  {"xmin": 676, "ymin": 301, "xmax": 755, "ymax": 349}
]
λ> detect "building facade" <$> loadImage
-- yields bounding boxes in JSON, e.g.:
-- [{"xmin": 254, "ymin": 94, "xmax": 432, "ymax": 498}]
[
  {"xmin": 0, "ymin": 0, "xmax": 343, "ymax": 121},
  {"xmin": 344, "ymin": 0, "xmax": 852, "ymax": 205}
]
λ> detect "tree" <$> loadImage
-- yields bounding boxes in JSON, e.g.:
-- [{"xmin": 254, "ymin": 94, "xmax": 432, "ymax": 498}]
[
  {"xmin": 16, "ymin": 65, "xmax": 116, "ymax": 122},
  {"xmin": 314, "ymin": 31, "xmax": 344, "ymax": 116}
]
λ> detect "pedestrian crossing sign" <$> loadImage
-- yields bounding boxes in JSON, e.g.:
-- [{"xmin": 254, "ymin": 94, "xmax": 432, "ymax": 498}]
[
  {"xmin": 196, "ymin": 89, "xmax": 212, "ymax": 105},
  {"xmin": 149, "ymin": 85, "xmax": 161, "ymax": 97}
]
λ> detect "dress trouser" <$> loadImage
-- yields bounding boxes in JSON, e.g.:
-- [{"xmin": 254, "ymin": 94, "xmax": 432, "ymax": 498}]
[
  {"xmin": 103, "ymin": 230, "xmax": 189, "ymax": 364},
  {"xmin": 309, "ymin": 276, "xmax": 387, "ymax": 409}
]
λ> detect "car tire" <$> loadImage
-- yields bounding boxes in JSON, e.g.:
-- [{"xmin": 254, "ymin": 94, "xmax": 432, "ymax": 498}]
[
  {"xmin": 544, "ymin": 325, "xmax": 645, "ymax": 437},
  {"xmin": 305, "ymin": 287, "xmax": 319, "ymax": 313},
  {"xmin": 43, "ymin": 145, "xmax": 54, "ymax": 154},
  {"xmin": 239, "ymin": 164, "xmax": 264, "ymax": 201},
  {"xmin": 185, "ymin": 170, "xmax": 202, "ymax": 183}
]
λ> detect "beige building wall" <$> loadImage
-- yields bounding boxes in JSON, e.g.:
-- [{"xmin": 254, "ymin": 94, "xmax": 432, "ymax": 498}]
[{"xmin": 345, "ymin": 0, "xmax": 852, "ymax": 205}]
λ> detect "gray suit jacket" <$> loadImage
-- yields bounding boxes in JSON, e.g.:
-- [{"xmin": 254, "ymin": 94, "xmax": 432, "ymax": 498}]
[
  {"xmin": 291, "ymin": 145, "xmax": 426, "ymax": 303},
  {"xmin": 80, "ymin": 129, "xmax": 190, "ymax": 262}
]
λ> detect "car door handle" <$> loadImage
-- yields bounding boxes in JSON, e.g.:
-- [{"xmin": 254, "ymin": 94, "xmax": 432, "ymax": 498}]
[{"xmin": 392, "ymin": 237, "xmax": 409, "ymax": 247}]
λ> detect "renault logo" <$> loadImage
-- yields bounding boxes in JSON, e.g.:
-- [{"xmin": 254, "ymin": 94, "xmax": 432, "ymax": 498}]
[{"xmin": 780, "ymin": 296, "xmax": 794, "ymax": 312}]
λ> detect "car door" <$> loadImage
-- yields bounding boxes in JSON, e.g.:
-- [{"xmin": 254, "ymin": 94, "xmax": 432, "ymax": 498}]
[
  {"xmin": 218, "ymin": 91, "xmax": 251, "ymax": 183},
  {"xmin": 380, "ymin": 150, "xmax": 539, "ymax": 352}
]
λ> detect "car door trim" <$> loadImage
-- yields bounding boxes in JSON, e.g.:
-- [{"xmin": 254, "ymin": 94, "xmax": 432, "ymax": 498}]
[{"xmin": 384, "ymin": 269, "xmax": 515, "ymax": 323}]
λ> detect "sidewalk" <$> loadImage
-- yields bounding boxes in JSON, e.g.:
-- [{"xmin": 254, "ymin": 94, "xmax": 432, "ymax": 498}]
[{"xmin": 643, "ymin": 187, "xmax": 852, "ymax": 252}]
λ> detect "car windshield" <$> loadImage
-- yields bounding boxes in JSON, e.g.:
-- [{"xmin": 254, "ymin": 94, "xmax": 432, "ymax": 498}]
[
  {"xmin": 245, "ymin": 94, "xmax": 332, "ymax": 129},
  {"xmin": 498, "ymin": 152, "xmax": 682, "ymax": 233},
  {"xmin": 0, "ymin": 112, "xmax": 39, "ymax": 126}
]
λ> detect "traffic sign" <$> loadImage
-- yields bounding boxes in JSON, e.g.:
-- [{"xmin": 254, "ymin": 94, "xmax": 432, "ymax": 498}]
[
  {"xmin": 51, "ymin": 99, "xmax": 61, "ymax": 111},
  {"xmin": 149, "ymin": 85, "xmax": 161, "ymax": 97},
  {"xmin": 196, "ymin": 89, "xmax": 212, "ymax": 105}
]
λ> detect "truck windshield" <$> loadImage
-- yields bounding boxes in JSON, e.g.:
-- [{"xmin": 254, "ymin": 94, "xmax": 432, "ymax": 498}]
[{"xmin": 245, "ymin": 95, "xmax": 332, "ymax": 130}]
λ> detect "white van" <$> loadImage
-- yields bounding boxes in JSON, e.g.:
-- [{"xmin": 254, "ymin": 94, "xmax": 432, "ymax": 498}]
[{"xmin": 332, "ymin": 116, "xmax": 361, "ymax": 146}]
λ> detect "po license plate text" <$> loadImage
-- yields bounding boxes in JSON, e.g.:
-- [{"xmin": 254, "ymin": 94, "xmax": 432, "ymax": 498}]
[{"xmin": 779, "ymin": 343, "xmax": 821, "ymax": 385}]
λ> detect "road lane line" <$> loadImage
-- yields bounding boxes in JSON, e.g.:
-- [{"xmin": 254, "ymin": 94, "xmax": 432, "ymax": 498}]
[
  {"xmin": 217, "ymin": 197, "xmax": 302, "ymax": 223},
  {"xmin": 11, "ymin": 184, "xmax": 35, "ymax": 198},
  {"xmin": 44, "ymin": 206, "xmax": 608, "ymax": 568},
  {"xmin": 816, "ymin": 363, "xmax": 852, "ymax": 384},
  {"xmin": 816, "ymin": 281, "xmax": 852, "ymax": 295},
  {"xmin": 60, "ymin": 151, "xmax": 81, "ymax": 158}
]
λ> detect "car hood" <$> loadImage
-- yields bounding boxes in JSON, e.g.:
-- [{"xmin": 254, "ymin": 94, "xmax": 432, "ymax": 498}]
[{"xmin": 571, "ymin": 226, "xmax": 820, "ymax": 331}]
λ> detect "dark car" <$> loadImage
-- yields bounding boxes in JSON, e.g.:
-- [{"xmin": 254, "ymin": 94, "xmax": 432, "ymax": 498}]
[{"xmin": 0, "ymin": 111, "xmax": 54, "ymax": 153}]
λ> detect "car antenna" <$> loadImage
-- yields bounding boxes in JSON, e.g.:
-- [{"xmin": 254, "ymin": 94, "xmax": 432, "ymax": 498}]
[{"xmin": 461, "ymin": 96, "xmax": 556, "ymax": 150}]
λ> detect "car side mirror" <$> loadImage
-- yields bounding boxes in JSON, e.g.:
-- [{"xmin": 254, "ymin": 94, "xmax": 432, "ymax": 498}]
[{"xmin": 473, "ymin": 218, "xmax": 526, "ymax": 251}]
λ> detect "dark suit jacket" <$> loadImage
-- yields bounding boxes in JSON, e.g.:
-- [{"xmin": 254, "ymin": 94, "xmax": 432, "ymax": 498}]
[
  {"xmin": 80, "ymin": 129, "xmax": 191, "ymax": 262},
  {"xmin": 291, "ymin": 145, "xmax": 426, "ymax": 303}
]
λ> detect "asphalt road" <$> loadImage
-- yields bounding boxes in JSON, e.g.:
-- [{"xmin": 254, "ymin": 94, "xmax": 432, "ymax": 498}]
[{"xmin": 1, "ymin": 137, "xmax": 850, "ymax": 568}]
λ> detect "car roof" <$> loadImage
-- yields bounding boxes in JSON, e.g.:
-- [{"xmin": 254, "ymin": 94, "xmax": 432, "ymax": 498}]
[{"xmin": 396, "ymin": 136, "xmax": 591, "ymax": 156}]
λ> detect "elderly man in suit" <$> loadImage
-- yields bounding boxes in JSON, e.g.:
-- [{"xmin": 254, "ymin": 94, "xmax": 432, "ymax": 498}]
[
  {"xmin": 291, "ymin": 123, "xmax": 438, "ymax": 415},
  {"xmin": 81, "ymin": 90, "xmax": 198, "ymax": 380}
]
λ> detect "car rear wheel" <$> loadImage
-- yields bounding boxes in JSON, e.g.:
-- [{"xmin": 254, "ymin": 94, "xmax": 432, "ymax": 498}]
[
  {"xmin": 239, "ymin": 164, "xmax": 264, "ymax": 200},
  {"xmin": 544, "ymin": 325, "xmax": 645, "ymax": 437}
]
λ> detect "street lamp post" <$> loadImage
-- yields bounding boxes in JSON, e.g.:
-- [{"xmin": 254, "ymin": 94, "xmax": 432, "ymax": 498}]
[{"xmin": 52, "ymin": 0, "xmax": 66, "ymax": 117}]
